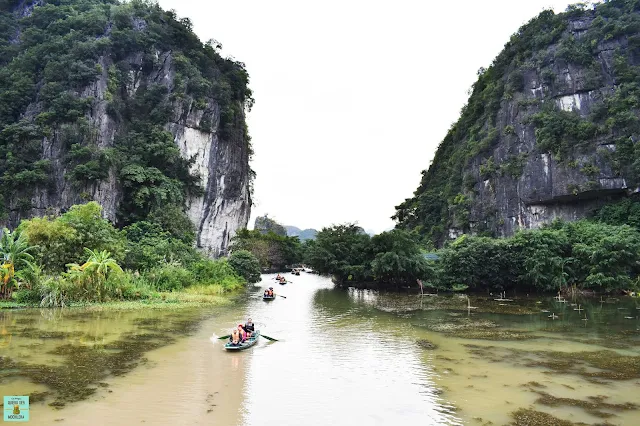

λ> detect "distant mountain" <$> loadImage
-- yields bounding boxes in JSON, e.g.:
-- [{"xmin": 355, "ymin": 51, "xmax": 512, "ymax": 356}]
[
  {"xmin": 285, "ymin": 225, "xmax": 317, "ymax": 241},
  {"xmin": 254, "ymin": 215, "xmax": 287, "ymax": 236}
]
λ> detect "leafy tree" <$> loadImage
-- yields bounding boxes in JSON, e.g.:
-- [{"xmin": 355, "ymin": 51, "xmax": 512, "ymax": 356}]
[
  {"xmin": 370, "ymin": 230, "xmax": 434, "ymax": 288},
  {"xmin": 122, "ymin": 220, "xmax": 198, "ymax": 271},
  {"xmin": 306, "ymin": 224, "xmax": 373, "ymax": 283},
  {"xmin": 228, "ymin": 249, "xmax": 261, "ymax": 283},
  {"xmin": 19, "ymin": 202, "xmax": 126, "ymax": 272}
]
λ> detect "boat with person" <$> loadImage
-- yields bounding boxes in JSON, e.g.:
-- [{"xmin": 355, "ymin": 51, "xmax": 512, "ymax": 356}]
[
  {"xmin": 263, "ymin": 294, "xmax": 275, "ymax": 301},
  {"xmin": 225, "ymin": 330, "xmax": 261, "ymax": 351}
]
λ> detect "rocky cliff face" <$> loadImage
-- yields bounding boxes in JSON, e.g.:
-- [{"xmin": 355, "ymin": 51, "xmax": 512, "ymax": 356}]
[
  {"xmin": 395, "ymin": 2, "xmax": 640, "ymax": 246},
  {"xmin": 0, "ymin": 0, "xmax": 252, "ymax": 257}
]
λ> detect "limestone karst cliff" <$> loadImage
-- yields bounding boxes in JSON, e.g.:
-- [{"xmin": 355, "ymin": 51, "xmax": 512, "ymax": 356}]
[
  {"xmin": 394, "ymin": 1, "xmax": 640, "ymax": 246},
  {"xmin": 0, "ymin": 0, "xmax": 253, "ymax": 257}
]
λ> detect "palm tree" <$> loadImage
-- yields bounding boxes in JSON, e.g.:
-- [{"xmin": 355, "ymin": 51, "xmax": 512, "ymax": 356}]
[
  {"xmin": 66, "ymin": 249, "xmax": 123, "ymax": 301},
  {"xmin": 0, "ymin": 228, "xmax": 35, "ymax": 299}
]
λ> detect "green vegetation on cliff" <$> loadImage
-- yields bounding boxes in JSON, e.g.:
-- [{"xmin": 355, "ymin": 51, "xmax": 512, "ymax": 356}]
[
  {"xmin": 0, "ymin": 0, "xmax": 253, "ymax": 228},
  {"xmin": 394, "ymin": 0, "xmax": 640, "ymax": 246}
]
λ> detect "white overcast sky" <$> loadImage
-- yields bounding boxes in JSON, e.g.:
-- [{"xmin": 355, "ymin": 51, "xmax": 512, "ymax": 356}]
[{"xmin": 157, "ymin": 0, "xmax": 578, "ymax": 234}]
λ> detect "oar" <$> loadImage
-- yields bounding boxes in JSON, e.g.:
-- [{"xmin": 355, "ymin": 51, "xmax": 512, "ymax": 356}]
[
  {"xmin": 261, "ymin": 334, "xmax": 278, "ymax": 342},
  {"xmin": 217, "ymin": 334, "xmax": 231, "ymax": 340},
  {"xmin": 276, "ymin": 294, "xmax": 287, "ymax": 299}
]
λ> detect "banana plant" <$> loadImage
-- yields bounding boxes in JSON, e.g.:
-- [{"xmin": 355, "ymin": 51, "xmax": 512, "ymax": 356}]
[{"xmin": 0, "ymin": 228, "xmax": 36, "ymax": 299}]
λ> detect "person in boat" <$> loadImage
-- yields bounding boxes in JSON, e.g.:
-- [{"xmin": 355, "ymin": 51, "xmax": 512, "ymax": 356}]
[
  {"xmin": 268, "ymin": 287, "xmax": 274, "ymax": 296},
  {"xmin": 229, "ymin": 329, "xmax": 240, "ymax": 346},
  {"xmin": 276, "ymin": 274, "xmax": 282, "ymax": 280},
  {"xmin": 237, "ymin": 324, "xmax": 247, "ymax": 342},
  {"xmin": 244, "ymin": 318, "xmax": 255, "ymax": 337},
  {"xmin": 264, "ymin": 289, "xmax": 270, "ymax": 297}
]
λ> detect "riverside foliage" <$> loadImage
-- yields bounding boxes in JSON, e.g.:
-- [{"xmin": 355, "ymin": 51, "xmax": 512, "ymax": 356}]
[
  {"xmin": 1, "ymin": 202, "xmax": 261, "ymax": 306},
  {"xmin": 303, "ymin": 220, "xmax": 640, "ymax": 294}
]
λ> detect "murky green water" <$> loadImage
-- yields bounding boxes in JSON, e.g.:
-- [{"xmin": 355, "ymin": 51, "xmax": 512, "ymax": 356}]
[{"xmin": 1, "ymin": 275, "xmax": 639, "ymax": 425}]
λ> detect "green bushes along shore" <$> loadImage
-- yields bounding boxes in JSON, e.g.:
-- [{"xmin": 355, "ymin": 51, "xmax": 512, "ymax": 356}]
[{"xmin": 0, "ymin": 202, "xmax": 261, "ymax": 307}]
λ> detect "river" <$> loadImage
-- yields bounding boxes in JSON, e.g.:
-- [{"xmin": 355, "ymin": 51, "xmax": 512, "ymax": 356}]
[{"xmin": 1, "ymin": 273, "xmax": 639, "ymax": 425}]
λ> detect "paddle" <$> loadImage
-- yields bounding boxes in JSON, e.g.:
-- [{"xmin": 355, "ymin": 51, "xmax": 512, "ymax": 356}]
[
  {"xmin": 218, "ymin": 334, "xmax": 231, "ymax": 340},
  {"xmin": 261, "ymin": 334, "xmax": 278, "ymax": 342},
  {"xmin": 276, "ymin": 294, "xmax": 286, "ymax": 299}
]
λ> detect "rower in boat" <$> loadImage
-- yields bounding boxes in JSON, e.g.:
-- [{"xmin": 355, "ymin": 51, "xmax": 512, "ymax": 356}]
[
  {"xmin": 263, "ymin": 287, "xmax": 274, "ymax": 297},
  {"xmin": 229, "ymin": 329, "xmax": 241, "ymax": 346},
  {"xmin": 237, "ymin": 324, "xmax": 247, "ymax": 342},
  {"xmin": 243, "ymin": 318, "xmax": 255, "ymax": 337}
]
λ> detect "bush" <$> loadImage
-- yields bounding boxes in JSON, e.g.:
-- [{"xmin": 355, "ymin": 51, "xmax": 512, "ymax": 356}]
[
  {"xmin": 144, "ymin": 264, "xmax": 194, "ymax": 292},
  {"xmin": 19, "ymin": 202, "xmax": 126, "ymax": 272},
  {"xmin": 228, "ymin": 250, "xmax": 261, "ymax": 283},
  {"xmin": 189, "ymin": 259, "xmax": 245, "ymax": 291},
  {"xmin": 12, "ymin": 288, "xmax": 41, "ymax": 304}
]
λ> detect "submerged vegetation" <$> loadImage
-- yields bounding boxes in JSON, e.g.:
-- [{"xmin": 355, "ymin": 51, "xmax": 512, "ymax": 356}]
[
  {"xmin": 0, "ymin": 308, "xmax": 207, "ymax": 408},
  {"xmin": 0, "ymin": 202, "xmax": 261, "ymax": 307}
]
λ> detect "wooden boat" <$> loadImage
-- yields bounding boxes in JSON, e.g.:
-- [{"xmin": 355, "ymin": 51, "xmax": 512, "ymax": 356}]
[
  {"xmin": 225, "ymin": 330, "xmax": 260, "ymax": 351},
  {"xmin": 263, "ymin": 294, "xmax": 275, "ymax": 301},
  {"xmin": 279, "ymin": 280, "xmax": 287, "ymax": 285}
]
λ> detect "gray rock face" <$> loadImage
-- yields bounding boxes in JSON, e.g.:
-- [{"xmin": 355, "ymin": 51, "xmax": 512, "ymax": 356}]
[
  {"xmin": 455, "ymin": 14, "xmax": 634, "ymax": 239},
  {"xmin": 170, "ymin": 98, "xmax": 251, "ymax": 258},
  {"xmin": 2, "ymin": 3, "xmax": 251, "ymax": 257}
]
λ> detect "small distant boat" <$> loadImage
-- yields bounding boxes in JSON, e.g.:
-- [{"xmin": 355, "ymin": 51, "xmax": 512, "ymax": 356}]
[
  {"xmin": 263, "ymin": 294, "xmax": 275, "ymax": 301},
  {"xmin": 225, "ymin": 330, "xmax": 260, "ymax": 351},
  {"xmin": 279, "ymin": 280, "xmax": 287, "ymax": 285},
  {"xmin": 291, "ymin": 269, "xmax": 301, "ymax": 276}
]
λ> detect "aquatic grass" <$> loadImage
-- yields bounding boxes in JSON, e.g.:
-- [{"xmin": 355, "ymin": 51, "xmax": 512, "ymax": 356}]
[
  {"xmin": 58, "ymin": 294, "xmax": 236, "ymax": 312},
  {"xmin": 0, "ymin": 311, "xmax": 209, "ymax": 408},
  {"xmin": 525, "ymin": 349, "xmax": 640, "ymax": 380},
  {"xmin": 463, "ymin": 343, "xmax": 640, "ymax": 381},
  {"xmin": 0, "ymin": 301, "xmax": 28, "ymax": 309},
  {"xmin": 183, "ymin": 283, "xmax": 226, "ymax": 296},
  {"xmin": 413, "ymin": 317, "xmax": 538, "ymax": 341},
  {"xmin": 533, "ymin": 391, "xmax": 638, "ymax": 418},
  {"xmin": 522, "ymin": 381, "xmax": 547, "ymax": 388},
  {"xmin": 509, "ymin": 408, "xmax": 590, "ymax": 425},
  {"xmin": 14, "ymin": 328, "xmax": 86, "ymax": 340}
]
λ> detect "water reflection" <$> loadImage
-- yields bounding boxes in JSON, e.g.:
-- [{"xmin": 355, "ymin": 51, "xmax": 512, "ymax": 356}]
[{"xmin": 240, "ymin": 275, "xmax": 462, "ymax": 426}]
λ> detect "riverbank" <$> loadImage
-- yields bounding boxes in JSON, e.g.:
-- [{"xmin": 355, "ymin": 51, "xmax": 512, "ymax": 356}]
[{"xmin": 0, "ymin": 286, "xmax": 252, "ymax": 311}]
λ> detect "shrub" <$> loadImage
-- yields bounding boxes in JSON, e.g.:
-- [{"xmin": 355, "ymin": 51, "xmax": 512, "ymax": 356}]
[
  {"xmin": 228, "ymin": 250, "xmax": 261, "ymax": 283},
  {"xmin": 144, "ymin": 264, "xmax": 194, "ymax": 292}
]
